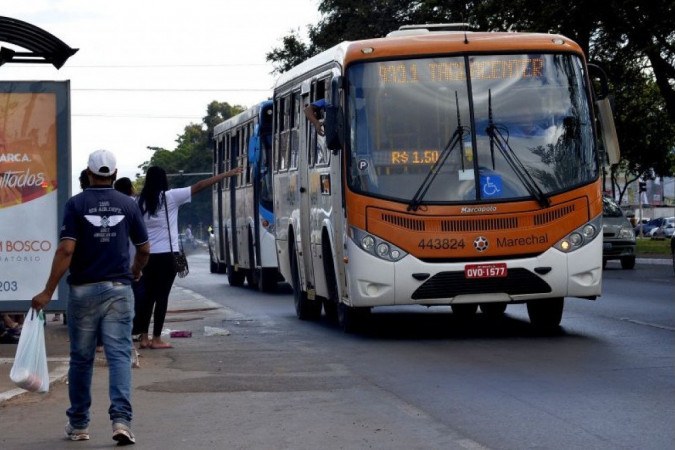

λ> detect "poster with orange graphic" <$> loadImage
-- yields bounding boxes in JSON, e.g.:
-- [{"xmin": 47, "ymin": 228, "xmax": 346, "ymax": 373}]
[{"xmin": 1, "ymin": 82, "xmax": 70, "ymax": 305}]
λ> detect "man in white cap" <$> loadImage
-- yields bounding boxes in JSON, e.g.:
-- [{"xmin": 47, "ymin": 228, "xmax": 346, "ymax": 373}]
[{"xmin": 32, "ymin": 149, "xmax": 150, "ymax": 445}]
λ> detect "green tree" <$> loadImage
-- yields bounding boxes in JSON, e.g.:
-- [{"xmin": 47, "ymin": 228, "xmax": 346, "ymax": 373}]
[
  {"xmin": 266, "ymin": 0, "xmax": 675, "ymax": 183},
  {"xmin": 138, "ymin": 101, "xmax": 245, "ymax": 238}
]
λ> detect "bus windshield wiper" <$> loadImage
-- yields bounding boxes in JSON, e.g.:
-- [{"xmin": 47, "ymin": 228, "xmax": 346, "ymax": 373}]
[
  {"xmin": 486, "ymin": 91, "xmax": 550, "ymax": 208},
  {"xmin": 407, "ymin": 125, "xmax": 466, "ymax": 212},
  {"xmin": 408, "ymin": 91, "xmax": 468, "ymax": 212}
]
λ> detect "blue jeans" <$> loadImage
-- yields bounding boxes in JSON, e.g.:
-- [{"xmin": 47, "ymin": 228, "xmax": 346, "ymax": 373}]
[{"xmin": 66, "ymin": 282, "xmax": 134, "ymax": 429}]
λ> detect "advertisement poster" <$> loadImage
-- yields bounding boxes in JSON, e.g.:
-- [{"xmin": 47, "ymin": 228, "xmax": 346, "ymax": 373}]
[{"xmin": 0, "ymin": 91, "xmax": 59, "ymax": 302}]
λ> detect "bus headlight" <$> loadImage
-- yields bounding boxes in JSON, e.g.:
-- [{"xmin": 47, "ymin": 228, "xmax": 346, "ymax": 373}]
[
  {"xmin": 376, "ymin": 243, "xmax": 389, "ymax": 257},
  {"xmin": 350, "ymin": 226, "xmax": 408, "ymax": 262},
  {"xmin": 362, "ymin": 235, "xmax": 375, "ymax": 251},
  {"xmin": 569, "ymin": 232, "xmax": 583, "ymax": 246},
  {"xmin": 554, "ymin": 215, "xmax": 601, "ymax": 253}
]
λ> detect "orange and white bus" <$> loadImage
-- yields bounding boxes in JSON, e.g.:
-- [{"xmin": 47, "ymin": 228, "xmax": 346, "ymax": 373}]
[{"xmin": 271, "ymin": 25, "xmax": 619, "ymax": 331}]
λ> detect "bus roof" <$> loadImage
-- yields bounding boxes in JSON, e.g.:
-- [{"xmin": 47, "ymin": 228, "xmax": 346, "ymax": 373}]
[
  {"xmin": 213, "ymin": 99, "xmax": 273, "ymax": 136},
  {"xmin": 274, "ymin": 31, "xmax": 583, "ymax": 90}
]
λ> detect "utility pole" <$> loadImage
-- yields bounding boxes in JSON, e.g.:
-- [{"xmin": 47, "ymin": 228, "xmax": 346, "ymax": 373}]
[{"xmin": 638, "ymin": 180, "xmax": 647, "ymax": 238}]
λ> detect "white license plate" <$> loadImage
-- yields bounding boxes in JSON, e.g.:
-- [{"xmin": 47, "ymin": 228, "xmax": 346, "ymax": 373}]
[{"xmin": 464, "ymin": 263, "xmax": 508, "ymax": 279}]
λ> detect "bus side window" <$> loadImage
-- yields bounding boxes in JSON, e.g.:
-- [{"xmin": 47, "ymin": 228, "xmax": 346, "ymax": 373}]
[
  {"xmin": 313, "ymin": 79, "xmax": 330, "ymax": 166},
  {"xmin": 230, "ymin": 132, "xmax": 239, "ymax": 187},
  {"xmin": 244, "ymin": 124, "xmax": 252, "ymax": 185},
  {"xmin": 238, "ymin": 128, "xmax": 246, "ymax": 187},
  {"xmin": 289, "ymin": 92, "xmax": 300, "ymax": 170},
  {"xmin": 275, "ymin": 97, "xmax": 282, "ymax": 172},
  {"xmin": 279, "ymin": 96, "xmax": 289, "ymax": 171},
  {"xmin": 216, "ymin": 136, "xmax": 225, "ymax": 190},
  {"xmin": 226, "ymin": 132, "xmax": 234, "ymax": 189}
]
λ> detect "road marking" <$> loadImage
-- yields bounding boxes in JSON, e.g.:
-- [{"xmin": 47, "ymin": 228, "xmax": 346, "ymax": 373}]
[{"xmin": 620, "ymin": 318, "xmax": 675, "ymax": 331}]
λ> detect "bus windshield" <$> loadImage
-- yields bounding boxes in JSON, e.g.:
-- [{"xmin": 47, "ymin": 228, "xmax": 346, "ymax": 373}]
[{"xmin": 345, "ymin": 53, "xmax": 598, "ymax": 204}]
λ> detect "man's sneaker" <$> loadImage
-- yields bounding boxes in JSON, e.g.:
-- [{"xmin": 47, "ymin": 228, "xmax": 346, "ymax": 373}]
[
  {"xmin": 64, "ymin": 423, "xmax": 90, "ymax": 441},
  {"xmin": 112, "ymin": 422, "xmax": 136, "ymax": 445}
]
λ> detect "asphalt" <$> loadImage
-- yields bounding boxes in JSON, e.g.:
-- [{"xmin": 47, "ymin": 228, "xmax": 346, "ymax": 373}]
[
  {"xmin": 0, "ymin": 284, "xmax": 221, "ymax": 404},
  {"xmin": 1, "ymin": 256, "xmax": 671, "ymax": 405}
]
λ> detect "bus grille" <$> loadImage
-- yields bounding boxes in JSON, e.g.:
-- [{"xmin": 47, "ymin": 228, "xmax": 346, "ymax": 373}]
[
  {"xmin": 534, "ymin": 204, "xmax": 575, "ymax": 225},
  {"xmin": 441, "ymin": 217, "xmax": 518, "ymax": 231},
  {"xmin": 377, "ymin": 200, "xmax": 578, "ymax": 232},
  {"xmin": 411, "ymin": 268, "xmax": 551, "ymax": 300},
  {"xmin": 381, "ymin": 213, "xmax": 426, "ymax": 231}
]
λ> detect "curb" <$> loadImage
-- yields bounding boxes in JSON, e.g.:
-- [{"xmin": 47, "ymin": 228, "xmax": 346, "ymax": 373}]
[
  {"xmin": 635, "ymin": 257, "xmax": 672, "ymax": 266},
  {"xmin": 0, "ymin": 358, "xmax": 69, "ymax": 405}
]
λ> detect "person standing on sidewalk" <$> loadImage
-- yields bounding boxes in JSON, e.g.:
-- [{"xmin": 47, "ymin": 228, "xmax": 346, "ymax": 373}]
[
  {"xmin": 114, "ymin": 176, "xmax": 143, "ymax": 368},
  {"xmin": 31, "ymin": 149, "xmax": 150, "ymax": 445},
  {"xmin": 133, "ymin": 165, "xmax": 241, "ymax": 349}
]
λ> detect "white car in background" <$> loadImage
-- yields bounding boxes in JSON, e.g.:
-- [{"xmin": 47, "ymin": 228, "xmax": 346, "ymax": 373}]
[{"xmin": 652, "ymin": 217, "xmax": 675, "ymax": 239}]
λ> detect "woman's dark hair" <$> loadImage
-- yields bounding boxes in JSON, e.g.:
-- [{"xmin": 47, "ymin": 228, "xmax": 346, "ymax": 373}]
[{"xmin": 138, "ymin": 166, "xmax": 169, "ymax": 216}]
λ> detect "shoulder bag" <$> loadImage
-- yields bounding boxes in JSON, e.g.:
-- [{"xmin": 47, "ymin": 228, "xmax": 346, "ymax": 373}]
[{"xmin": 164, "ymin": 192, "xmax": 189, "ymax": 278}]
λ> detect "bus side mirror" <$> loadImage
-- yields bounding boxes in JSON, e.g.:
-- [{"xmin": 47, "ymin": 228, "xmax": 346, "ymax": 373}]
[
  {"xmin": 324, "ymin": 105, "xmax": 344, "ymax": 153},
  {"xmin": 596, "ymin": 98, "xmax": 620, "ymax": 166}
]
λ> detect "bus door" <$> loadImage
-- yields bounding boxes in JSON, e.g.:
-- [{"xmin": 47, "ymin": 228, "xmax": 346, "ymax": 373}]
[
  {"xmin": 306, "ymin": 77, "xmax": 333, "ymax": 299},
  {"xmin": 298, "ymin": 86, "xmax": 315, "ymax": 294}
]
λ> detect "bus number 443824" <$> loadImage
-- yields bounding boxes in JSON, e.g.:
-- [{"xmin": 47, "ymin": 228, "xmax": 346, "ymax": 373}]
[{"xmin": 418, "ymin": 238, "xmax": 466, "ymax": 250}]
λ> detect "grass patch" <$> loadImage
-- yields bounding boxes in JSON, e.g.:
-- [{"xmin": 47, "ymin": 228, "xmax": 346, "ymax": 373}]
[{"xmin": 636, "ymin": 237, "xmax": 672, "ymax": 256}]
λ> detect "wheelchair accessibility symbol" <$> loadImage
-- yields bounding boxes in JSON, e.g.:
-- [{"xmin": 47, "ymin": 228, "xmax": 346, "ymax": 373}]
[{"xmin": 480, "ymin": 175, "xmax": 502, "ymax": 198}]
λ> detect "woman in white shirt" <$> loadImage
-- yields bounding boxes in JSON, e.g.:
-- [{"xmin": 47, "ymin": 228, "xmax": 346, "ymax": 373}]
[{"xmin": 134, "ymin": 165, "xmax": 241, "ymax": 349}]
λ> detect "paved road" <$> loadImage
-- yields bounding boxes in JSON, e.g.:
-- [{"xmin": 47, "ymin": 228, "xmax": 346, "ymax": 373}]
[{"xmin": 0, "ymin": 252, "xmax": 672, "ymax": 449}]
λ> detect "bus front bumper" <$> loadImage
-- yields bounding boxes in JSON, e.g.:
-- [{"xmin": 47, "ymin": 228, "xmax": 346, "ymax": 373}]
[{"xmin": 345, "ymin": 235, "xmax": 602, "ymax": 307}]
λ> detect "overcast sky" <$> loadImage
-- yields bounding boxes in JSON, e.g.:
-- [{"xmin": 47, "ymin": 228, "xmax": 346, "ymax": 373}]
[{"xmin": 1, "ymin": 1, "xmax": 321, "ymax": 191}]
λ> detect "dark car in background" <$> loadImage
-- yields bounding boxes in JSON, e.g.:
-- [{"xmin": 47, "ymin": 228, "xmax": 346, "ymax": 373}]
[{"xmin": 602, "ymin": 197, "xmax": 636, "ymax": 269}]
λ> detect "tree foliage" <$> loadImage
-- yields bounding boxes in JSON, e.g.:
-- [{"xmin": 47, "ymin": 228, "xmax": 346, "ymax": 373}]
[
  {"xmin": 138, "ymin": 101, "xmax": 245, "ymax": 237},
  {"xmin": 266, "ymin": 0, "xmax": 675, "ymax": 184}
]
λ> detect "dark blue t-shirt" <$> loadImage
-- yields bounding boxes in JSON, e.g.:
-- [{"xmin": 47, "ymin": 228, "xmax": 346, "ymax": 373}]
[{"xmin": 61, "ymin": 186, "xmax": 148, "ymax": 285}]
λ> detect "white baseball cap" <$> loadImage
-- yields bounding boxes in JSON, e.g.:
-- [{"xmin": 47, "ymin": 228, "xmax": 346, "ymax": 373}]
[{"xmin": 87, "ymin": 149, "xmax": 117, "ymax": 176}]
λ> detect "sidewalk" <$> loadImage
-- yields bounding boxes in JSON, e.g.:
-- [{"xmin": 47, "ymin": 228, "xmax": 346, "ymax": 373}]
[{"xmin": 0, "ymin": 285, "xmax": 221, "ymax": 404}]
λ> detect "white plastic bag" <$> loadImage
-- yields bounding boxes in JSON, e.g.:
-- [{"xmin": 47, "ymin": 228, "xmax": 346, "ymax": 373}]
[{"xmin": 10, "ymin": 308, "xmax": 49, "ymax": 393}]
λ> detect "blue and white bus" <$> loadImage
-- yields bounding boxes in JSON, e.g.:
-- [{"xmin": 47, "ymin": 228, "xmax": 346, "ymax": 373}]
[{"xmin": 210, "ymin": 100, "xmax": 282, "ymax": 291}]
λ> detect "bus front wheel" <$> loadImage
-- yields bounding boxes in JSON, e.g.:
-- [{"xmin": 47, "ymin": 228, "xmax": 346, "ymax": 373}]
[{"xmin": 527, "ymin": 298, "xmax": 564, "ymax": 330}]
